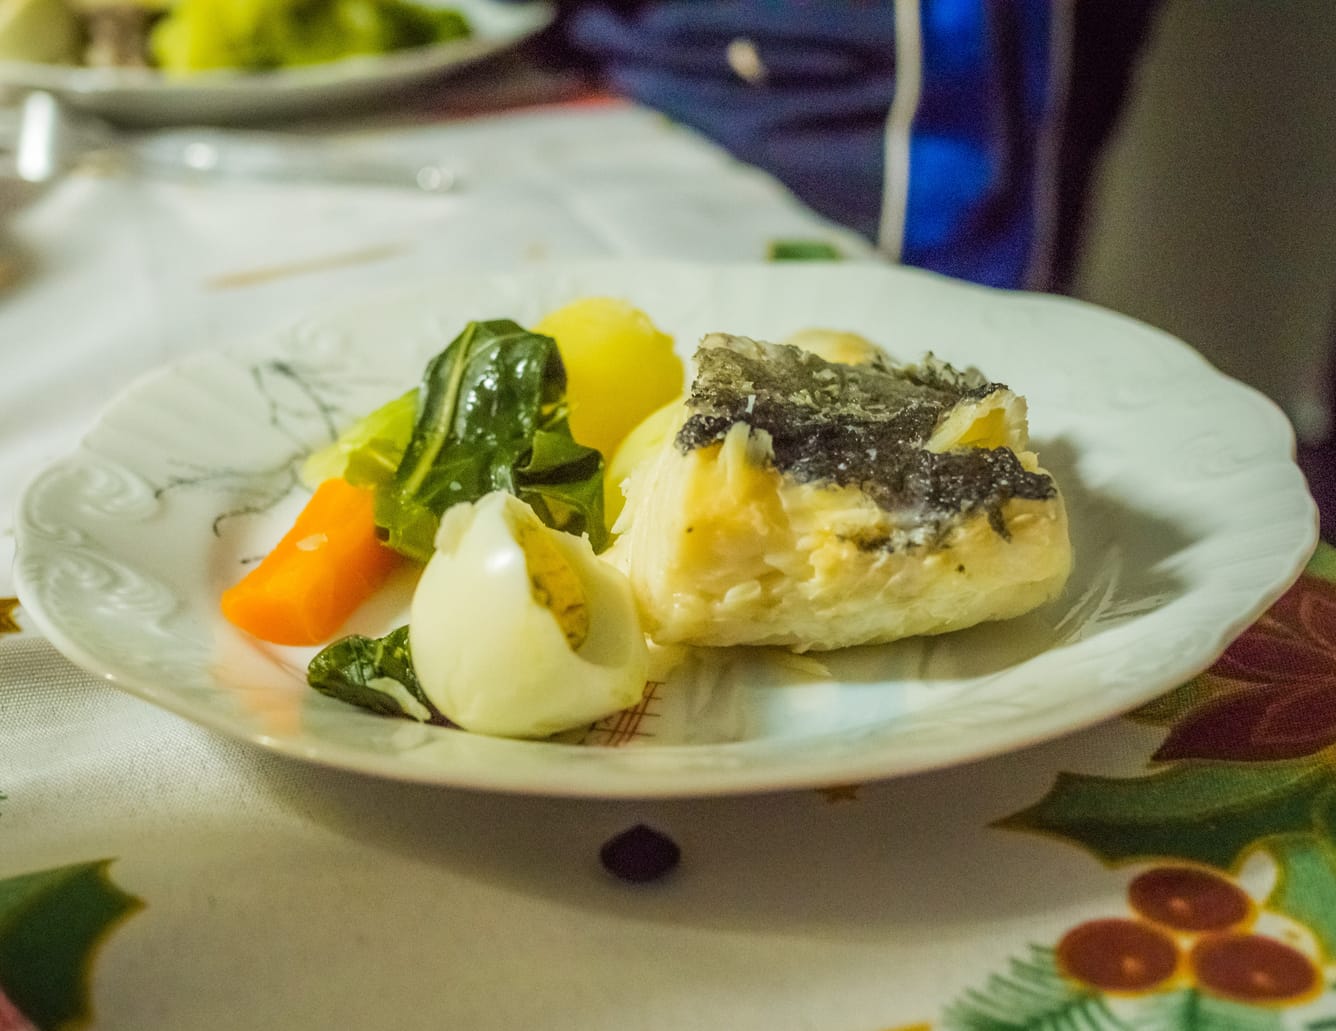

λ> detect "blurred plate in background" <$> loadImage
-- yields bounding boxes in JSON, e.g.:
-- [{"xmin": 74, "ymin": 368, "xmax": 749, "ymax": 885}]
[{"xmin": 0, "ymin": 0, "xmax": 554, "ymax": 126}]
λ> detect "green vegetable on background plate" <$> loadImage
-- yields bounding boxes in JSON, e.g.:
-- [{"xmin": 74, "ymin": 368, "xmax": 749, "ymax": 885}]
[
  {"xmin": 0, "ymin": 0, "xmax": 81, "ymax": 64},
  {"xmin": 149, "ymin": 0, "xmax": 470, "ymax": 75}
]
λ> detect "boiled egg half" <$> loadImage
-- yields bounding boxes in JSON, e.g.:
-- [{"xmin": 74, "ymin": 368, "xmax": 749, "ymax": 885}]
[{"xmin": 409, "ymin": 491, "xmax": 650, "ymax": 738}]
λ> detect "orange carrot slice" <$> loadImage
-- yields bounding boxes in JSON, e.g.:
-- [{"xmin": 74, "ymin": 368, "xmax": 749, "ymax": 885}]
[{"xmin": 221, "ymin": 478, "xmax": 402, "ymax": 646}]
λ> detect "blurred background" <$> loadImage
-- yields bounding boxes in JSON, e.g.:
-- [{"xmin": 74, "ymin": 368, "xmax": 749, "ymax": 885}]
[
  {"xmin": 1072, "ymin": 0, "xmax": 1335, "ymax": 449},
  {"xmin": 1067, "ymin": 0, "xmax": 1336, "ymax": 532}
]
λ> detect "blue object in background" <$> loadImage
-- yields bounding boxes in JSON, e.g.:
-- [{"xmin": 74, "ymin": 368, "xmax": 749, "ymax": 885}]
[{"xmin": 562, "ymin": 0, "xmax": 1063, "ymax": 289}]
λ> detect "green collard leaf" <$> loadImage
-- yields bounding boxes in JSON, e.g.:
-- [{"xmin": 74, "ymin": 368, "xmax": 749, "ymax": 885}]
[
  {"xmin": 0, "ymin": 859, "xmax": 143, "ymax": 1031},
  {"xmin": 375, "ymin": 319, "xmax": 606, "ymax": 562},
  {"xmin": 300, "ymin": 389, "xmax": 417, "ymax": 490},
  {"xmin": 997, "ymin": 761, "xmax": 1330, "ymax": 869},
  {"xmin": 517, "ymin": 429, "xmax": 605, "ymax": 538},
  {"xmin": 941, "ymin": 945, "xmax": 1120, "ymax": 1031},
  {"xmin": 307, "ymin": 626, "xmax": 449, "ymax": 725}
]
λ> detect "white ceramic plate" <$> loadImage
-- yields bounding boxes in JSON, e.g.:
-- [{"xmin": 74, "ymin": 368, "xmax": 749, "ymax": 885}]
[
  {"xmin": 14, "ymin": 262, "xmax": 1319, "ymax": 797},
  {"xmin": 0, "ymin": 0, "xmax": 554, "ymax": 126}
]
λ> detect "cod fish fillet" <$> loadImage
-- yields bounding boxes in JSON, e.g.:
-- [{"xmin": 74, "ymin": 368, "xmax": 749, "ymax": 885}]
[{"xmin": 609, "ymin": 332, "xmax": 1072, "ymax": 651}]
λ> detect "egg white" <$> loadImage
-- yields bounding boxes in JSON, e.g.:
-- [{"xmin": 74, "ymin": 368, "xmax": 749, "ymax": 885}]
[{"xmin": 409, "ymin": 492, "xmax": 650, "ymax": 738}]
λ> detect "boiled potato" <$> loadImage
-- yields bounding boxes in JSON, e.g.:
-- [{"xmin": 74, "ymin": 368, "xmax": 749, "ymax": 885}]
[
  {"xmin": 604, "ymin": 396, "xmax": 683, "ymax": 529},
  {"xmin": 534, "ymin": 297, "xmax": 684, "ymax": 462},
  {"xmin": 782, "ymin": 327, "xmax": 883, "ymax": 366}
]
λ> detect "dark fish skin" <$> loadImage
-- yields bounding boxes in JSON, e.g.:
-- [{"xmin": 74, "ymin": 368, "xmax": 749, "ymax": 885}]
[{"xmin": 675, "ymin": 335, "xmax": 1055, "ymax": 542}]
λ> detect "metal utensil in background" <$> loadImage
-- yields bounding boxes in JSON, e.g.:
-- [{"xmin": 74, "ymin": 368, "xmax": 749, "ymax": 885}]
[
  {"xmin": 6, "ymin": 89, "xmax": 460, "ymax": 192},
  {"xmin": 0, "ymin": 101, "xmax": 46, "ymax": 291}
]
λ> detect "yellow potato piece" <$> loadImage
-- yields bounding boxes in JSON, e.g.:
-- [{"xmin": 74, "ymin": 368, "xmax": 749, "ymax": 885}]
[
  {"xmin": 534, "ymin": 297, "xmax": 684, "ymax": 462},
  {"xmin": 604, "ymin": 396, "xmax": 683, "ymax": 529},
  {"xmin": 781, "ymin": 327, "xmax": 884, "ymax": 366}
]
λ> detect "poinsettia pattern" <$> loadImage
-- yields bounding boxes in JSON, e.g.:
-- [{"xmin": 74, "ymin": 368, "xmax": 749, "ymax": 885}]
[{"xmin": 1153, "ymin": 573, "xmax": 1336, "ymax": 761}]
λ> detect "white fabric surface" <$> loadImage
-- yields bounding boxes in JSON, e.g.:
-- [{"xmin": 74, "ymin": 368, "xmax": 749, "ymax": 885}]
[{"xmin": 4, "ymin": 629, "xmax": 1157, "ymax": 1031}]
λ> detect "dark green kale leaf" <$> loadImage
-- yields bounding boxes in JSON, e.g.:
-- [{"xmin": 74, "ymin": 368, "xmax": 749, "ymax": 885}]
[
  {"xmin": 307, "ymin": 626, "xmax": 450, "ymax": 725},
  {"xmin": 374, "ymin": 319, "xmax": 607, "ymax": 563}
]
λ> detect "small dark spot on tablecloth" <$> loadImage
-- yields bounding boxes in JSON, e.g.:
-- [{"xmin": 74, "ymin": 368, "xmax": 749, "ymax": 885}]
[{"xmin": 600, "ymin": 824, "xmax": 681, "ymax": 883}]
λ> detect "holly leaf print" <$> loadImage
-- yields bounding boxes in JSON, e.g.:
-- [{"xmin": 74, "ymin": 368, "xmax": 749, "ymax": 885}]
[
  {"xmin": 1261, "ymin": 786, "xmax": 1336, "ymax": 957},
  {"xmin": 0, "ymin": 860, "xmax": 143, "ymax": 1031},
  {"xmin": 996, "ymin": 761, "xmax": 1329, "ymax": 868}
]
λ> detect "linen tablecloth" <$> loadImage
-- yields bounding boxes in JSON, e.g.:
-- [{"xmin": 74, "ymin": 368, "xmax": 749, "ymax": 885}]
[{"xmin": 3, "ymin": 98, "xmax": 1333, "ymax": 1031}]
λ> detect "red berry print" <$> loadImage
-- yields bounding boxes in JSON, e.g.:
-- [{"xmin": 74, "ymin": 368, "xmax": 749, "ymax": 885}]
[
  {"xmin": 1190, "ymin": 933, "xmax": 1320, "ymax": 1004},
  {"xmin": 1127, "ymin": 866, "xmax": 1254, "ymax": 933},
  {"xmin": 1056, "ymin": 919, "xmax": 1180, "ymax": 993}
]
